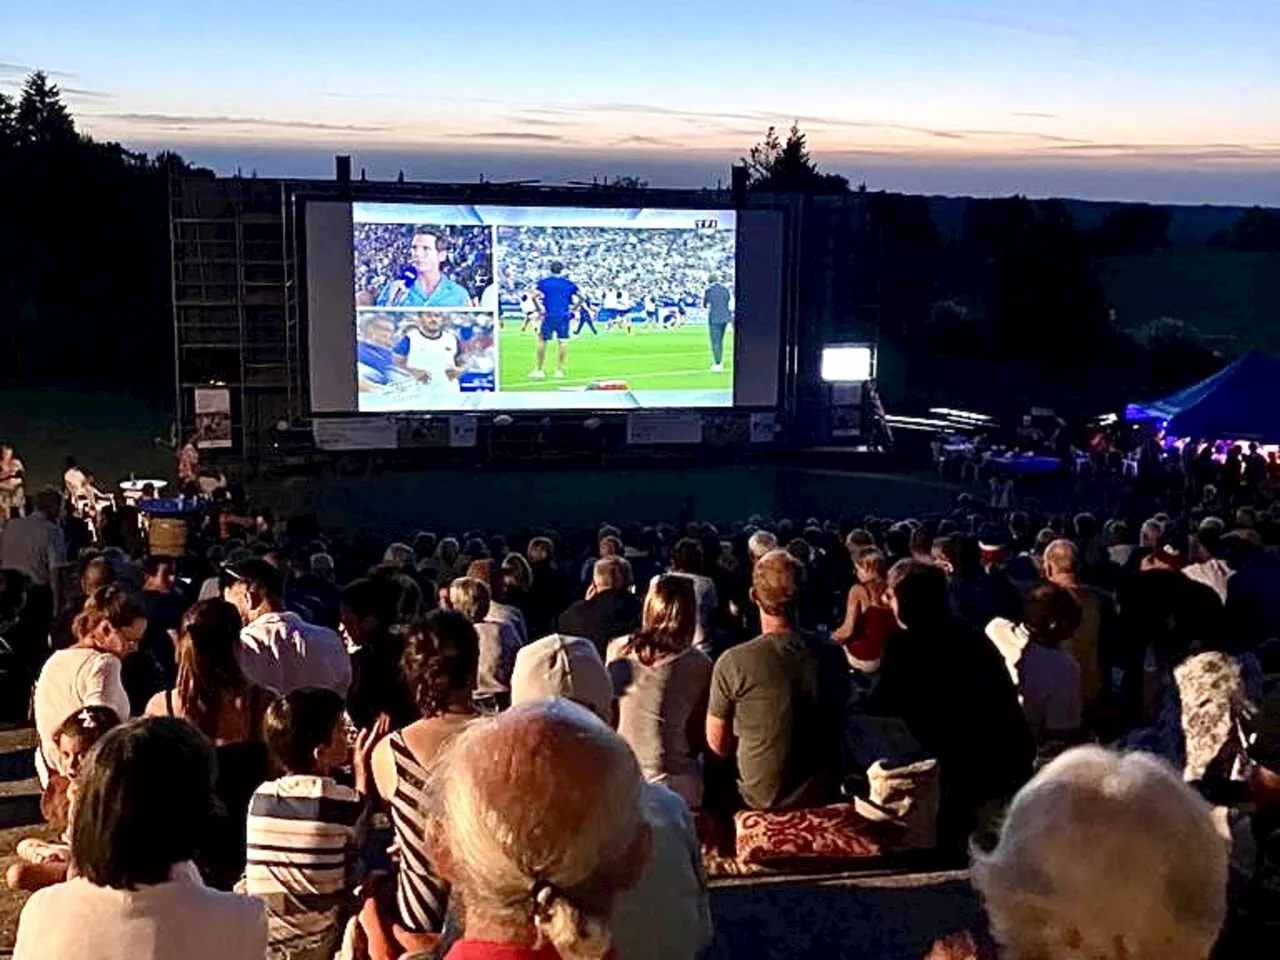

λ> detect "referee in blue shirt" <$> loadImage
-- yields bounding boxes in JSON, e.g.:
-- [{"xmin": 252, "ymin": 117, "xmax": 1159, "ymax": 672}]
[{"xmin": 531, "ymin": 261, "xmax": 579, "ymax": 380}]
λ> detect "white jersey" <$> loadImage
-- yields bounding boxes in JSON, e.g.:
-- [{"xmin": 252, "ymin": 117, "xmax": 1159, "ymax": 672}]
[
  {"xmin": 403, "ymin": 328, "xmax": 461, "ymax": 394},
  {"xmin": 520, "ymin": 293, "xmax": 538, "ymax": 316}
]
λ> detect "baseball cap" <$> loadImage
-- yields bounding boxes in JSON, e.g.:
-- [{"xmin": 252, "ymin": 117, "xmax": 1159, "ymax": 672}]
[{"xmin": 510, "ymin": 634, "xmax": 614, "ymax": 722}]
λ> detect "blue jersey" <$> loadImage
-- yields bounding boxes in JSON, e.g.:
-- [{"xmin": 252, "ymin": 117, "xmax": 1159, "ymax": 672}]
[
  {"xmin": 536, "ymin": 275, "xmax": 579, "ymax": 320},
  {"xmin": 376, "ymin": 274, "xmax": 471, "ymax": 308},
  {"xmin": 357, "ymin": 341, "xmax": 397, "ymax": 385}
]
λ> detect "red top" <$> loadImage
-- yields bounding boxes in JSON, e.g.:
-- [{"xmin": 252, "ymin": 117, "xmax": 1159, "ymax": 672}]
[{"xmin": 444, "ymin": 941, "xmax": 566, "ymax": 960}]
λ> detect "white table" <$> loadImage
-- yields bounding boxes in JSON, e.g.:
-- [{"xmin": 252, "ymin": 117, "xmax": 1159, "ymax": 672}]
[{"xmin": 119, "ymin": 479, "xmax": 168, "ymax": 505}]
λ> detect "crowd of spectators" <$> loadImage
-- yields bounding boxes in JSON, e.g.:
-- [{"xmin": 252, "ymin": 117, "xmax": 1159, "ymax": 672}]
[
  {"xmin": 496, "ymin": 226, "xmax": 734, "ymax": 311},
  {"xmin": 2, "ymin": 440, "xmax": 1280, "ymax": 959},
  {"xmin": 353, "ymin": 225, "xmax": 493, "ymax": 305}
]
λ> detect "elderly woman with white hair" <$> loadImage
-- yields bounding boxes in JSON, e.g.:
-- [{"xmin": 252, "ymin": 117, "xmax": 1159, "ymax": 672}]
[
  {"xmin": 428, "ymin": 699, "xmax": 652, "ymax": 960},
  {"xmin": 931, "ymin": 745, "xmax": 1227, "ymax": 960}
]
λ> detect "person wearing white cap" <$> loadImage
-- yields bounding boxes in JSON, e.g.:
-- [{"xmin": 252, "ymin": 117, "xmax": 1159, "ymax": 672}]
[{"xmin": 510, "ymin": 635, "xmax": 712, "ymax": 960}]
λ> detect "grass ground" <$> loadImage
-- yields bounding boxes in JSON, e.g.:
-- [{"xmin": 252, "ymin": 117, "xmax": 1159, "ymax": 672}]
[{"xmin": 496, "ymin": 320, "xmax": 734, "ymax": 393}]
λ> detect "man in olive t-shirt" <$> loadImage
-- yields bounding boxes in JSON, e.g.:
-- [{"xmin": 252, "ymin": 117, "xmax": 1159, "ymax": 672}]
[{"xmin": 707, "ymin": 550, "xmax": 850, "ymax": 810}]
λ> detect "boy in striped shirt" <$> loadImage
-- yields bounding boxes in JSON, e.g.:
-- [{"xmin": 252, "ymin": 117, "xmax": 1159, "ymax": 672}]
[{"xmin": 244, "ymin": 689, "xmax": 387, "ymax": 960}]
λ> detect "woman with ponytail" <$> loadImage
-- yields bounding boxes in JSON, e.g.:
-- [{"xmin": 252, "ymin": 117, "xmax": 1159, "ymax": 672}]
[
  {"xmin": 32, "ymin": 586, "xmax": 144, "ymax": 785},
  {"xmin": 429, "ymin": 699, "xmax": 651, "ymax": 960}
]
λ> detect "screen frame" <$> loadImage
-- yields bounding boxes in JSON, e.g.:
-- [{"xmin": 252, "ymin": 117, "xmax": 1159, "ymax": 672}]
[{"xmin": 297, "ymin": 188, "xmax": 783, "ymax": 417}]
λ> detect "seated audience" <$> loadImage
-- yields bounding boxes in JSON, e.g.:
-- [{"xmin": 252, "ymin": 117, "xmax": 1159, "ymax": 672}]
[
  {"xmin": 223, "ymin": 558, "xmax": 351, "ymax": 697},
  {"xmin": 244, "ymin": 688, "xmax": 384, "ymax": 960},
  {"xmin": 428, "ymin": 700, "xmax": 653, "ymax": 960},
  {"xmin": 654, "ymin": 538, "xmax": 719, "ymax": 654},
  {"xmin": 1042, "ymin": 539, "xmax": 1107, "ymax": 718},
  {"xmin": 342, "ymin": 576, "xmax": 417, "ymax": 730},
  {"xmin": 449, "ymin": 576, "xmax": 520, "ymax": 712},
  {"xmin": 706, "ymin": 549, "xmax": 850, "ymax": 811},
  {"xmin": 48, "ymin": 556, "xmax": 116, "ymax": 651},
  {"xmin": 985, "ymin": 584, "xmax": 1084, "ymax": 746},
  {"xmin": 607, "ymin": 574, "xmax": 712, "ymax": 808},
  {"xmin": 367, "ymin": 611, "xmax": 480, "ymax": 951},
  {"xmin": 556, "ymin": 556, "xmax": 643, "ymax": 657},
  {"xmin": 32, "ymin": 585, "xmax": 143, "ymax": 785},
  {"xmin": 509, "ymin": 641, "xmax": 713, "ymax": 960},
  {"xmin": 525, "ymin": 537, "xmax": 571, "ymax": 639},
  {"xmin": 465, "ymin": 558, "xmax": 528, "ymax": 646},
  {"xmin": 13, "ymin": 718, "xmax": 269, "ymax": 960},
  {"xmin": 870, "ymin": 560, "xmax": 1034, "ymax": 850},
  {"xmin": 964, "ymin": 747, "xmax": 1226, "ymax": 960},
  {"xmin": 831, "ymin": 546, "xmax": 895, "ymax": 671}
]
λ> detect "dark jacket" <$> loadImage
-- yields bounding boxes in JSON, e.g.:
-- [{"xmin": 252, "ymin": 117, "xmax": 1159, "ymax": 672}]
[{"xmin": 554, "ymin": 589, "xmax": 643, "ymax": 657}]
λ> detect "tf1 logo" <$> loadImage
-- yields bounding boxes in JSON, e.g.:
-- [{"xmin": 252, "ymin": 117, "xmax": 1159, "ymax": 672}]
[{"xmin": 694, "ymin": 218, "xmax": 719, "ymax": 231}]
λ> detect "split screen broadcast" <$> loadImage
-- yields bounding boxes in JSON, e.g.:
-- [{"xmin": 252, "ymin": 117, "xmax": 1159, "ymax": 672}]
[{"xmin": 306, "ymin": 201, "xmax": 784, "ymax": 413}]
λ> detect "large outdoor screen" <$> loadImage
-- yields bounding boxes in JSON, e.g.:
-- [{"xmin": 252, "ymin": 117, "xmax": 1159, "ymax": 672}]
[{"xmin": 306, "ymin": 201, "xmax": 783, "ymax": 413}]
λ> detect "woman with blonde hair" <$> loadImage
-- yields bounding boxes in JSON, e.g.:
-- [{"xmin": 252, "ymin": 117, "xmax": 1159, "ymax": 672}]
[
  {"xmin": 607, "ymin": 574, "xmax": 712, "ymax": 808},
  {"xmin": 955, "ymin": 746, "xmax": 1227, "ymax": 960},
  {"xmin": 831, "ymin": 547, "xmax": 895, "ymax": 672},
  {"xmin": 32, "ymin": 586, "xmax": 145, "ymax": 785}
]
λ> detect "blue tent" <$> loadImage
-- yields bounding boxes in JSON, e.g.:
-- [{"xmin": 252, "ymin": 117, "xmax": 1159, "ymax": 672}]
[{"xmin": 1126, "ymin": 350, "xmax": 1280, "ymax": 440}]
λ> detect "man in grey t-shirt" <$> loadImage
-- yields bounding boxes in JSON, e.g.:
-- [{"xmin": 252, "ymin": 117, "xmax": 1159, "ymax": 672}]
[{"xmin": 706, "ymin": 549, "xmax": 850, "ymax": 811}]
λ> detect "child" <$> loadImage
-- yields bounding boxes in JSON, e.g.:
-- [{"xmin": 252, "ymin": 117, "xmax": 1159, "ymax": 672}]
[
  {"xmin": 244, "ymin": 688, "xmax": 387, "ymax": 960},
  {"xmin": 7, "ymin": 706, "xmax": 121, "ymax": 891}
]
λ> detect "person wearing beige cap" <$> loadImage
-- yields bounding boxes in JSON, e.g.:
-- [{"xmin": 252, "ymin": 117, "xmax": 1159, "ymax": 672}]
[{"xmin": 509, "ymin": 635, "xmax": 712, "ymax": 960}]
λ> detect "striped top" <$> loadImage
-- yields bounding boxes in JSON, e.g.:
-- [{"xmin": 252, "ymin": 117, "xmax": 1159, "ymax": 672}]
[
  {"xmin": 387, "ymin": 731, "xmax": 451, "ymax": 933},
  {"xmin": 244, "ymin": 774, "xmax": 366, "ymax": 960}
]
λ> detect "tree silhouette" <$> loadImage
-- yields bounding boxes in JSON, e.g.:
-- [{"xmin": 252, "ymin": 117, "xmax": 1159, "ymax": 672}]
[
  {"xmin": 15, "ymin": 71, "xmax": 76, "ymax": 147},
  {"xmin": 743, "ymin": 123, "xmax": 849, "ymax": 194},
  {"xmin": 1223, "ymin": 207, "xmax": 1280, "ymax": 253},
  {"xmin": 0, "ymin": 93, "xmax": 16, "ymax": 149},
  {"xmin": 1092, "ymin": 203, "xmax": 1172, "ymax": 257}
]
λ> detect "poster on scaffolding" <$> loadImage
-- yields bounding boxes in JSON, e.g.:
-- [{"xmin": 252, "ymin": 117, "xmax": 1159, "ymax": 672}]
[{"xmin": 193, "ymin": 387, "xmax": 233, "ymax": 449}]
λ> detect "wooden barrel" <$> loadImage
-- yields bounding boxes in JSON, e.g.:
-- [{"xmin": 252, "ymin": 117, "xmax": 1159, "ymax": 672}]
[{"xmin": 148, "ymin": 517, "xmax": 188, "ymax": 557}]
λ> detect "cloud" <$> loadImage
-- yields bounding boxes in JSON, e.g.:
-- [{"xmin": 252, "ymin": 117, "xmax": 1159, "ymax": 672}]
[
  {"xmin": 0, "ymin": 62, "xmax": 76, "ymax": 79},
  {"xmin": 506, "ymin": 115, "xmax": 573, "ymax": 129},
  {"xmin": 452, "ymin": 131, "xmax": 567, "ymax": 143},
  {"xmin": 1013, "ymin": 111, "xmax": 1058, "ymax": 119},
  {"xmin": 614, "ymin": 134, "xmax": 685, "ymax": 148},
  {"xmin": 61, "ymin": 87, "xmax": 112, "ymax": 101},
  {"xmin": 100, "ymin": 112, "xmax": 389, "ymax": 133}
]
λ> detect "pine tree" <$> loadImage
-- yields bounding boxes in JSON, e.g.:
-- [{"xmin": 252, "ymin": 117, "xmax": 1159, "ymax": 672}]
[
  {"xmin": 0, "ymin": 93, "xmax": 17, "ymax": 151},
  {"xmin": 16, "ymin": 71, "xmax": 76, "ymax": 147},
  {"xmin": 742, "ymin": 122, "xmax": 849, "ymax": 194}
]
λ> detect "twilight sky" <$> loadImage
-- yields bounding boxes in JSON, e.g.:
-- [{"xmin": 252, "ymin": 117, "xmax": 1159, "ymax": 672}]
[{"xmin": 3, "ymin": 0, "xmax": 1277, "ymax": 204}]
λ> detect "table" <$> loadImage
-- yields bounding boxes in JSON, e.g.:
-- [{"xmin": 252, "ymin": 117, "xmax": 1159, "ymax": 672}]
[{"xmin": 119, "ymin": 479, "xmax": 168, "ymax": 505}]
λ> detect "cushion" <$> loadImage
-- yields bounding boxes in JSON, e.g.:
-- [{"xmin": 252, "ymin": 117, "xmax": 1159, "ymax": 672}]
[{"xmin": 734, "ymin": 803, "xmax": 900, "ymax": 865}]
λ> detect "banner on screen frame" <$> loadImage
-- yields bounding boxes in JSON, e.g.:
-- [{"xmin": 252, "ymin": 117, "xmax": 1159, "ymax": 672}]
[
  {"xmin": 449, "ymin": 417, "xmax": 478, "ymax": 448},
  {"xmin": 312, "ymin": 417, "xmax": 398, "ymax": 450},
  {"xmin": 626, "ymin": 413, "xmax": 703, "ymax": 445},
  {"xmin": 193, "ymin": 388, "xmax": 232, "ymax": 450},
  {"xmin": 750, "ymin": 412, "xmax": 779, "ymax": 443}
]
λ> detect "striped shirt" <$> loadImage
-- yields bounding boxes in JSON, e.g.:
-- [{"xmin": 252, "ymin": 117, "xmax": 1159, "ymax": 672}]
[{"xmin": 244, "ymin": 775, "xmax": 367, "ymax": 960}]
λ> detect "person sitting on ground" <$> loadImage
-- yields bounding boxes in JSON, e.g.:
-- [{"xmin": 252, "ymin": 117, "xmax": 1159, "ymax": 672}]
[
  {"xmin": 466, "ymin": 558, "xmax": 528, "ymax": 646},
  {"xmin": 449, "ymin": 576, "xmax": 520, "ymax": 712},
  {"xmin": 427, "ymin": 700, "xmax": 655, "ymax": 960},
  {"xmin": 510, "ymin": 634, "xmax": 713, "ymax": 960},
  {"xmin": 607, "ymin": 574, "xmax": 712, "ymax": 809},
  {"xmin": 32, "ymin": 586, "xmax": 144, "ymax": 786},
  {"xmin": 223, "ymin": 558, "xmax": 351, "ymax": 697},
  {"xmin": 13, "ymin": 718, "xmax": 269, "ymax": 960},
  {"xmin": 706, "ymin": 549, "xmax": 850, "ymax": 812},
  {"xmin": 556, "ymin": 556, "xmax": 643, "ymax": 658},
  {"xmin": 869, "ymin": 560, "xmax": 1034, "ymax": 851},
  {"xmin": 937, "ymin": 747, "xmax": 1226, "ymax": 960},
  {"xmin": 831, "ymin": 547, "xmax": 895, "ymax": 672},
  {"xmin": 985, "ymin": 584, "xmax": 1084, "ymax": 749},
  {"xmin": 366, "ymin": 611, "xmax": 480, "ymax": 955},
  {"xmin": 8, "ymin": 705, "xmax": 122, "ymax": 893},
  {"xmin": 244, "ymin": 689, "xmax": 387, "ymax": 960}
]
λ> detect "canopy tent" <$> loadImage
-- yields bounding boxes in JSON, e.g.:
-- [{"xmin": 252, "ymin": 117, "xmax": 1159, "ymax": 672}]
[{"xmin": 1126, "ymin": 350, "xmax": 1280, "ymax": 441}]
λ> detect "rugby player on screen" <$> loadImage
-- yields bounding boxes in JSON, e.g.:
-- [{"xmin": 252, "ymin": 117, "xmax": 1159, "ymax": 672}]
[
  {"xmin": 530, "ymin": 260, "xmax": 579, "ymax": 380},
  {"xmin": 519, "ymin": 290, "xmax": 541, "ymax": 332},
  {"xmin": 394, "ymin": 312, "xmax": 463, "ymax": 401},
  {"xmin": 704, "ymin": 276, "xmax": 733, "ymax": 372},
  {"xmin": 375, "ymin": 227, "xmax": 472, "ymax": 308}
]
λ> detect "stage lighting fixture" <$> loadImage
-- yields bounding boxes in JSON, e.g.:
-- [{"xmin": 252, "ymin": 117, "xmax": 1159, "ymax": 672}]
[{"xmin": 820, "ymin": 345, "xmax": 875, "ymax": 383}]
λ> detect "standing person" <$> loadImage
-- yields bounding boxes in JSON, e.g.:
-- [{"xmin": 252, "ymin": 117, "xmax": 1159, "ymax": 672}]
[
  {"xmin": 12, "ymin": 718, "xmax": 269, "ymax": 960},
  {"xmin": 573, "ymin": 299, "xmax": 599, "ymax": 337},
  {"xmin": 0, "ymin": 488, "xmax": 67, "ymax": 655},
  {"xmin": 222, "ymin": 559, "xmax": 351, "ymax": 697},
  {"xmin": 0, "ymin": 442, "xmax": 26, "ymax": 522},
  {"xmin": 607, "ymin": 575, "xmax": 712, "ymax": 808},
  {"xmin": 177, "ymin": 435, "xmax": 200, "ymax": 492},
  {"xmin": 1042, "ymin": 539, "xmax": 1107, "ymax": 722},
  {"xmin": 375, "ymin": 228, "xmax": 471, "ymax": 308},
  {"xmin": 706, "ymin": 550, "xmax": 850, "ymax": 811},
  {"xmin": 530, "ymin": 261, "xmax": 579, "ymax": 380},
  {"xmin": 703, "ymin": 277, "xmax": 732, "ymax": 372},
  {"xmin": 32, "ymin": 586, "xmax": 143, "ymax": 785},
  {"xmin": 393, "ymin": 312, "xmax": 463, "ymax": 403}
]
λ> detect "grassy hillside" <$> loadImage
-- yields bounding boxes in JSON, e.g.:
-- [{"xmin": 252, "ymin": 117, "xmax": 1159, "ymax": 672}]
[{"xmin": 1097, "ymin": 250, "xmax": 1280, "ymax": 351}]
